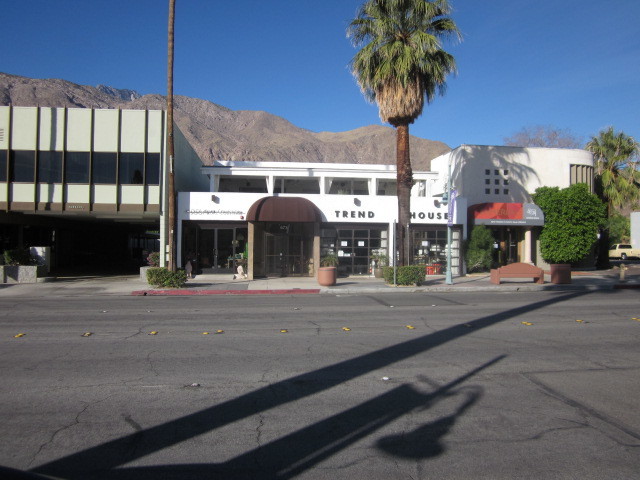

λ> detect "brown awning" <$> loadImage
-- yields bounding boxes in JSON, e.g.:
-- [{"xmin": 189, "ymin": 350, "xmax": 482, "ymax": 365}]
[{"xmin": 246, "ymin": 196, "xmax": 321, "ymax": 223}]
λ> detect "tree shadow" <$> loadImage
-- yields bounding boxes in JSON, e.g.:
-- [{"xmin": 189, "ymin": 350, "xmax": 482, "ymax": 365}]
[{"xmin": 31, "ymin": 291, "xmax": 592, "ymax": 479}]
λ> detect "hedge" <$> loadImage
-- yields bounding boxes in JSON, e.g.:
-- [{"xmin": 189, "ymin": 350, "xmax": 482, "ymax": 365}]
[
  {"xmin": 382, "ymin": 265, "xmax": 426, "ymax": 286},
  {"xmin": 146, "ymin": 267, "xmax": 188, "ymax": 288}
]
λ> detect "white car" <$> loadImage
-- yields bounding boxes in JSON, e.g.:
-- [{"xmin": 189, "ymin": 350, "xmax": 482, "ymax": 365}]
[{"xmin": 608, "ymin": 244, "xmax": 640, "ymax": 260}]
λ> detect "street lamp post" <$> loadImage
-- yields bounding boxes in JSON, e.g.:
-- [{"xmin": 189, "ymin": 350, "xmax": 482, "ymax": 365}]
[{"xmin": 443, "ymin": 159, "xmax": 454, "ymax": 285}]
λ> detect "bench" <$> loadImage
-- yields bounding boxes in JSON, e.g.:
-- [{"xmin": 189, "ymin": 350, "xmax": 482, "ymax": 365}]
[{"xmin": 490, "ymin": 262, "xmax": 544, "ymax": 285}]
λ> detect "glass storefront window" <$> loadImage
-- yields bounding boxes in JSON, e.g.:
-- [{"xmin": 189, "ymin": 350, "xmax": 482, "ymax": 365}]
[{"xmin": 322, "ymin": 226, "xmax": 388, "ymax": 276}]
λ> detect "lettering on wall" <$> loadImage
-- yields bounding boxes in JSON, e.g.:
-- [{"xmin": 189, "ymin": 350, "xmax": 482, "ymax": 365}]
[
  {"xmin": 410, "ymin": 212, "xmax": 448, "ymax": 220},
  {"xmin": 335, "ymin": 210, "xmax": 375, "ymax": 219},
  {"xmin": 186, "ymin": 209, "xmax": 244, "ymax": 215}
]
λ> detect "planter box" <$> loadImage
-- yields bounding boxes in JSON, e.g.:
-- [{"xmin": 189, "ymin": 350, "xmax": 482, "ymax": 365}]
[
  {"xmin": 140, "ymin": 266, "xmax": 151, "ymax": 283},
  {"xmin": 0, "ymin": 265, "xmax": 40, "ymax": 284}
]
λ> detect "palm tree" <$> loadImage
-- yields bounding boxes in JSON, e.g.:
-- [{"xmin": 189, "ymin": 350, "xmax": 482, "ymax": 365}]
[
  {"xmin": 586, "ymin": 127, "xmax": 639, "ymax": 214},
  {"xmin": 348, "ymin": 0, "xmax": 460, "ymax": 265},
  {"xmin": 586, "ymin": 127, "xmax": 639, "ymax": 268},
  {"xmin": 167, "ymin": 0, "xmax": 176, "ymax": 272}
]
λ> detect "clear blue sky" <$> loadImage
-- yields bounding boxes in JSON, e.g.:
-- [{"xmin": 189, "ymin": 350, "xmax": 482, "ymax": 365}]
[{"xmin": 2, "ymin": 0, "xmax": 639, "ymax": 148}]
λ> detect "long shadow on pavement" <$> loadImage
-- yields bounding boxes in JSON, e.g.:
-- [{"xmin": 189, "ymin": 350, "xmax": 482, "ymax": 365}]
[{"xmin": 32, "ymin": 290, "xmax": 594, "ymax": 479}]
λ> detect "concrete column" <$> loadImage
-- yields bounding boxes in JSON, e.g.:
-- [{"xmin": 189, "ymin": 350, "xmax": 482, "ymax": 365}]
[
  {"xmin": 248, "ymin": 222, "xmax": 255, "ymax": 280},
  {"xmin": 523, "ymin": 227, "xmax": 533, "ymax": 264}
]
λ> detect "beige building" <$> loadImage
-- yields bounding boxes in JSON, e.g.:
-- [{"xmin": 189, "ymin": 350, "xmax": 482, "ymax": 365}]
[{"xmin": 0, "ymin": 105, "xmax": 205, "ymax": 272}]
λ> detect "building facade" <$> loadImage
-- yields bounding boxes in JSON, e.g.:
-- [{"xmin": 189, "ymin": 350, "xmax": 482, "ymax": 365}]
[
  {"xmin": 431, "ymin": 145, "xmax": 595, "ymax": 267},
  {"xmin": 0, "ymin": 105, "xmax": 205, "ymax": 272},
  {"xmin": 178, "ymin": 161, "xmax": 462, "ymax": 279},
  {"xmin": 1, "ymin": 106, "xmax": 596, "ymax": 277}
]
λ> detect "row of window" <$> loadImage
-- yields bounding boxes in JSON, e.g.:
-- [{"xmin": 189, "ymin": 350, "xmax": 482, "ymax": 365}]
[
  {"xmin": 218, "ymin": 176, "xmax": 428, "ymax": 196},
  {"xmin": 0, "ymin": 150, "xmax": 160, "ymax": 185}
]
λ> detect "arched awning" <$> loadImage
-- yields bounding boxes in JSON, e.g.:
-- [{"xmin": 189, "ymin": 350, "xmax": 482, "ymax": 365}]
[{"xmin": 247, "ymin": 197, "xmax": 322, "ymax": 223}]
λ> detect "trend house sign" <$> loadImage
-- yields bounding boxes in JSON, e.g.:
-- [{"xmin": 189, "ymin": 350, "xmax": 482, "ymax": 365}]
[{"xmin": 469, "ymin": 203, "xmax": 544, "ymax": 226}]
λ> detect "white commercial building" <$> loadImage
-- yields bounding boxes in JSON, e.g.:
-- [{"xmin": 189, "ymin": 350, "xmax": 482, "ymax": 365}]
[{"xmin": 1, "ymin": 106, "xmax": 596, "ymax": 278}]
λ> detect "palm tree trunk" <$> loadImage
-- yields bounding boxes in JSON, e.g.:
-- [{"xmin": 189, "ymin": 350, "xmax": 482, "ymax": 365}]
[
  {"xmin": 167, "ymin": 0, "xmax": 176, "ymax": 272},
  {"xmin": 396, "ymin": 124, "xmax": 413, "ymax": 266}
]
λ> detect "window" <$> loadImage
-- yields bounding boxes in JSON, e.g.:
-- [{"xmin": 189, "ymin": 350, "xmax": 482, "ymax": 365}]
[
  {"xmin": 0, "ymin": 153, "xmax": 6, "ymax": 182},
  {"xmin": 485, "ymin": 169, "xmax": 490, "ymax": 175},
  {"xmin": 495, "ymin": 189, "xmax": 500, "ymax": 194},
  {"xmin": 494, "ymin": 170, "xmax": 499, "ymax": 175},
  {"xmin": 145, "ymin": 153, "xmax": 160, "ymax": 185},
  {"xmin": 503, "ymin": 179, "xmax": 509, "ymax": 185},
  {"xmin": 274, "ymin": 178, "xmax": 319, "ymax": 194},
  {"xmin": 494, "ymin": 179, "xmax": 500, "ymax": 185},
  {"xmin": 485, "ymin": 179, "xmax": 490, "ymax": 185},
  {"xmin": 92, "ymin": 152, "xmax": 117, "ymax": 184},
  {"xmin": 503, "ymin": 189, "xmax": 509, "ymax": 195},
  {"xmin": 376, "ymin": 179, "xmax": 397, "ymax": 196},
  {"xmin": 219, "ymin": 176, "xmax": 267, "ymax": 193},
  {"xmin": 10, "ymin": 150, "xmax": 35, "ymax": 182},
  {"xmin": 322, "ymin": 227, "xmax": 388, "ymax": 275},
  {"xmin": 66, "ymin": 152, "xmax": 90, "ymax": 183},
  {"xmin": 119, "ymin": 152, "xmax": 144, "ymax": 184},
  {"xmin": 38, "ymin": 151, "xmax": 62, "ymax": 183},
  {"xmin": 329, "ymin": 179, "xmax": 369, "ymax": 195},
  {"xmin": 485, "ymin": 188, "xmax": 490, "ymax": 194},
  {"xmin": 503, "ymin": 169, "xmax": 509, "ymax": 175}
]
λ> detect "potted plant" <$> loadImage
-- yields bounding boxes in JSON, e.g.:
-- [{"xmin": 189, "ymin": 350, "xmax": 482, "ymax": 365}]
[
  {"xmin": 533, "ymin": 184, "xmax": 606, "ymax": 284},
  {"xmin": 370, "ymin": 252, "xmax": 389, "ymax": 278},
  {"xmin": 318, "ymin": 253, "xmax": 338, "ymax": 286}
]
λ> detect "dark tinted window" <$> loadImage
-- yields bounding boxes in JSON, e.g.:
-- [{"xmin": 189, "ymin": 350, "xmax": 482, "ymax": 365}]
[
  {"xmin": 38, "ymin": 151, "xmax": 63, "ymax": 183},
  {"xmin": 145, "ymin": 153, "xmax": 160, "ymax": 185},
  {"xmin": 66, "ymin": 152, "xmax": 90, "ymax": 183},
  {"xmin": 93, "ymin": 152, "xmax": 117, "ymax": 184},
  {"xmin": 10, "ymin": 150, "xmax": 35, "ymax": 182},
  {"xmin": 120, "ymin": 152, "xmax": 144, "ymax": 184},
  {"xmin": 0, "ymin": 152, "xmax": 5, "ymax": 181}
]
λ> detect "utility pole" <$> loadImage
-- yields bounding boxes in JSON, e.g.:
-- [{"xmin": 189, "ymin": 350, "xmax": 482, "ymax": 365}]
[{"xmin": 166, "ymin": 0, "xmax": 176, "ymax": 272}]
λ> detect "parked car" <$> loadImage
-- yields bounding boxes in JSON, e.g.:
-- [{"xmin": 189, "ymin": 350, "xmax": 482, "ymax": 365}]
[{"xmin": 608, "ymin": 244, "xmax": 640, "ymax": 260}]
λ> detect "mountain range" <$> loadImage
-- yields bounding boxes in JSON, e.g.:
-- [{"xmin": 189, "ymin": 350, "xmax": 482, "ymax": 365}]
[{"xmin": 0, "ymin": 72, "xmax": 450, "ymax": 170}]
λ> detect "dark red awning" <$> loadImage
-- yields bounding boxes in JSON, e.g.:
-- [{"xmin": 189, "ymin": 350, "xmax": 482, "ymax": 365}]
[{"xmin": 246, "ymin": 197, "xmax": 321, "ymax": 223}]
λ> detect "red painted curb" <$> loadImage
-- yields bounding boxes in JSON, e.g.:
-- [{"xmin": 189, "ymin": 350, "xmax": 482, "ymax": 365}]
[{"xmin": 132, "ymin": 289, "xmax": 320, "ymax": 296}]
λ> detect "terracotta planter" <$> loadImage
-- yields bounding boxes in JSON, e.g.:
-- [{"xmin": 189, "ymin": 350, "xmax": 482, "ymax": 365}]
[
  {"xmin": 374, "ymin": 267, "xmax": 384, "ymax": 278},
  {"xmin": 317, "ymin": 266, "xmax": 337, "ymax": 286},
  {"xmin": 550, "ymin": 263, "xmax": 571, "ymax": 284}
]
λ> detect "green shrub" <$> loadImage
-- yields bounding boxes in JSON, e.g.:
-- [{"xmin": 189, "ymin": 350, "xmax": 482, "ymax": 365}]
[
  {"xmin": 146, "ymin": 267, "xmax": 187, "ymax": 288},
  {"xmin": 382, "ymin": 265, "xmax": 425, "ymax": 286},
  {"xmin": 533, "ymin": 184, "xmax": 606, "ymax": 264},
  {"xmin": 320, "ymin": 254, "xmax": 339, "ymax": 267},
  {"xmin": 465, "ymin": 225, "xmax": 494, "ymax": 272},
  {"xmin": 3, "ymin": 249, "xmax": 33, "ymax": 266}
]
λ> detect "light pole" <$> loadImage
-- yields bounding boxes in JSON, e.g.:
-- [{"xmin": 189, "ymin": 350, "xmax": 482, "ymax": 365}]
[{"xmin": 442, "ymin": 159, "xmax": 454, "ymax": 285}]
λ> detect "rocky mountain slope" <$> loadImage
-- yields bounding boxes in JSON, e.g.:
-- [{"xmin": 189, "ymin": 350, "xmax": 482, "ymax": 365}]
[{"xmin": 0, "ymin": 72, "xmax": 450, "ymax": 170}]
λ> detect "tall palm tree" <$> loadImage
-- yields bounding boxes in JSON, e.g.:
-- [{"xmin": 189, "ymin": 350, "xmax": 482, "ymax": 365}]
[
  {"xmin": 586, "ymin": 127, "xmax": 639, "ymax": 268},
  {"xmin": 586, "ymin": 127, "xmax": 639, "ymax": 214},
  {"xmin": 348, "ymin": 0, "xmax": 460, "ymax": 265},
  {"xmin": 167, "ymin": 0, "xmax": 176, "ymax": 272}
]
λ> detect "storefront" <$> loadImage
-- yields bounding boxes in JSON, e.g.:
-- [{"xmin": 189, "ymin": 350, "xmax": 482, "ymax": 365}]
[
  {"xmin": 177, "ymin": 160, "xmax": 464, "ymax": 280},
  {"xmin": 468, "ymin": 202, "xmax": 544, "ymax": 265}
]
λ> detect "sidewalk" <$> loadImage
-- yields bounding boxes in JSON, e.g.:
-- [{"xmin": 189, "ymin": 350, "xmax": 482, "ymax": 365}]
[{"xmin": 0, "ymin": 265, "xmax": 638, "ymax": 297}]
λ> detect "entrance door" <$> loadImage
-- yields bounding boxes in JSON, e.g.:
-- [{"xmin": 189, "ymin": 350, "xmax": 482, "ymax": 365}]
[
  {"xmin": 197, "ymin": 228, "xmax": 238, "ymax": 272},
  {"xmin": 264, "ymin": 229, "xmax": 305, "ymax": 276}
]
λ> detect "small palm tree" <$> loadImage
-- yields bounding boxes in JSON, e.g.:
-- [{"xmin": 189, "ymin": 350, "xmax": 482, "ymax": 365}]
[
  {"xmin": 586, "ymin": 127, "xmax": 639, "ymax": 214},
  {"xmin": 586, "ymin": 127, "xmax": 639, "ymax": 268},
  {"xmin": 348, "ymin": 0, "xmax": 460, "ymax": 265}
]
